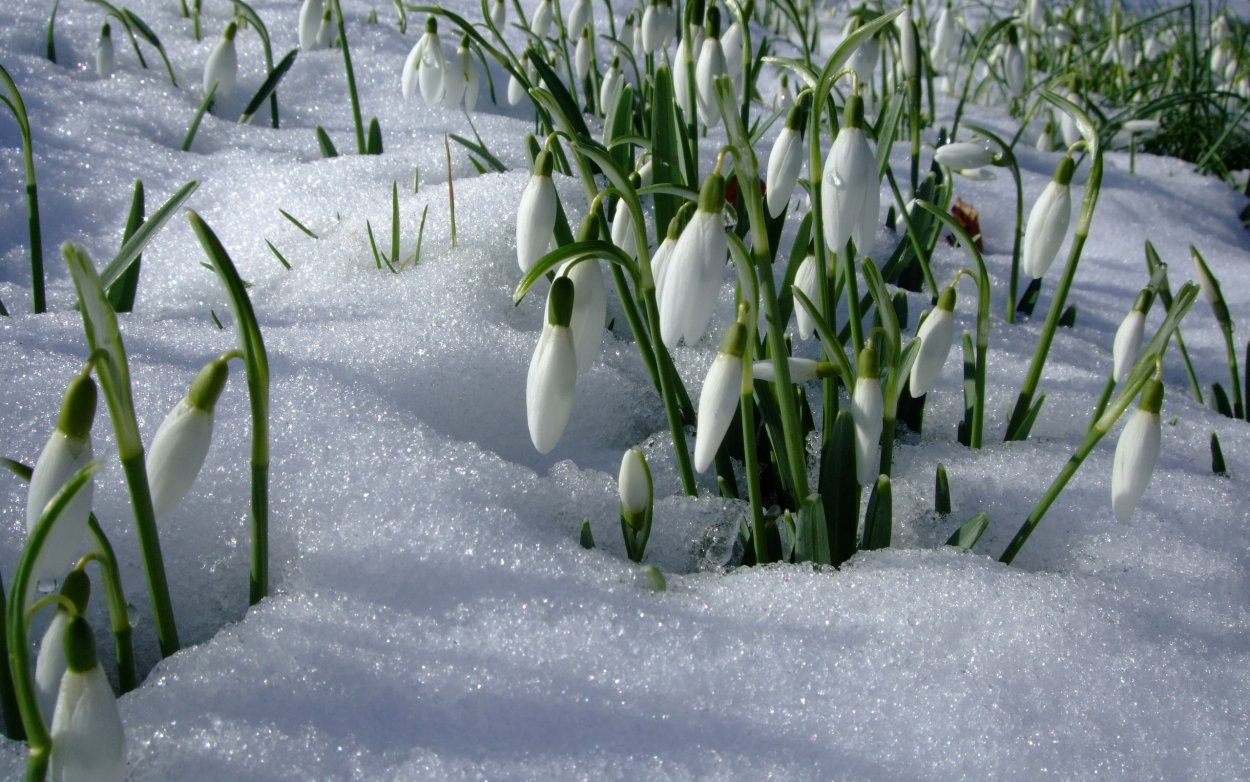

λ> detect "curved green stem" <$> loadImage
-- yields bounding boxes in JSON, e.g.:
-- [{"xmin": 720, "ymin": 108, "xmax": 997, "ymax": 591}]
[{"xmin": 0, "ymin": 65, "xmax": 45, "ymax": 314}]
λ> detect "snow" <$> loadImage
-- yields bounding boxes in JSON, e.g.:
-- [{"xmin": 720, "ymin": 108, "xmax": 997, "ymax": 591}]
[{"xmin": 2, "ymin": 0, "xmax": 1249, "ymax": 778}]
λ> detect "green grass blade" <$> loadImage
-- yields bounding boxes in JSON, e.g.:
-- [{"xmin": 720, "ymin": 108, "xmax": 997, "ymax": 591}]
[
  {"xmin": 946, "ymin": 512, "xmax": 989, "ymax": 549},
  {"xmin": 315, "ymin": 126, "xmax": 339, "ymax": 158},
  {"xmin": 107, "ymin": 179, "xmax": 144, "ymax": 312},
  {"xmin": 100, "ymin": 179, "xmax": 199, "ymax": 291},
  {"xmin": 240, "ymin": 48, "xmax": 297, "ymax": 125},
  {"xmin": 279, "ymin": 208, "xmax": 318, "ymax": 239}
]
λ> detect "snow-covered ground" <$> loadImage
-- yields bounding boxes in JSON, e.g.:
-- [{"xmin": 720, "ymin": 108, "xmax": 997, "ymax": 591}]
[{"xmin": 2, "ymin": 0, "xmax": 1249, "ymax": 778}]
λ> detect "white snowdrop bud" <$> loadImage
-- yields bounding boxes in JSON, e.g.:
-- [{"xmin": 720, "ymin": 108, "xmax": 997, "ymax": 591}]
[
  {"xmin": 658, "ymin": 173, "xmax": 727, "ymax": 348},
  {"xmin": 931, "ymin": 5, "xmax": 958, "ymax": 71},
  {"xmin": 1004, "ymin": 41, "xmax": 1025, "ymax": 95},
  {"xmin": 49, "ymin": 616, "xmax": 126, "ymax": 782},
  {"xmin": 851, "ymin": 344, "xmax": 884, "ymax": 486},
  {"xmin": 559, "ymin": 251, "xmax": 606, "ymax": 373},
  {"xmin": 791, "ymin": 250, "xmax": 820, "ymax": 339},
  {"xmin": 35, "ymin": 569, "xmax": 89, "ymax": 722},
  {"xmin": 821, "ymin": 94, "xmax": 879, "ymax": 256},
  {"xmin": 618, "ymin": 446, "xmax": 652, "ymax": 519},
  {"xmin": 765, "ymin": 103, "xmax": 805, "ymax": 217},
  {"xmin": 203, "ymin": 21, "xmax": 239, "ymax": 99},
  {"xmin": 575, "ymin": 28, "xmax": 592, "ymax": 82},
  {"xmin": 415, "ymin": 19, "xmax": 446, "ymax": 105},
  {"xmin": 1021, "ymin": 155, "xmax": 1074, "ymax": 280},
  {"xmin": 1122, "ymin": 119, "xmax": 1160, "ymax": 136},
  {"xmin": 147, "ymin": 357, "xmax": 228, "ymax": 518},
  {"xmin": 1112, "ymin": 379, "xmax": 1163, "ymax": 522},
  {"xmin": 516, "ymin": 150, "xmax": 557, "ymax": 272},
  {"xmin": 847, "ymin": 26, "xmax": 880, "ymax": 84},
  {"xmin": 299, "ymin": 0, "xmax": 324, "ymax": 49},
  {"xmin": 316, "ymin": 6, "xmax": 335, "ymax": 48},
  {"xmin": 1112, "ymin": 290, "xmax": 1152, "ymax": 383},
  {"xmin": 641, "ymin": 0, "xmax": 664, "ymax": 53},
  {"xmin": 909, "ymin": 286, "xmax": 956, "ymax": 397},
  {"xmin": 28, "ymin": 375, "xmax": 96, "ymax": 586},
  {"xmin": 600, "ymin": 56, "xmax": 624, "ymax": 111},
  {"xmin": 442, "ymin": 48, "xmax": 466, "ymax": 108},
  {"xmin": 507, "ymin": 70, "xmax": 527, "ymax": 105},
  {"xmin": 489, "ymin": 0, "xmax": 505, "ymax": 29},
  {"xmin": 753, "ymin": 357, "xmax": 824, "ymax": 383},
  {"xmin": 610, "ymin": 196, "xmax": 637, "ymax": 259},
  {"xmin": 694, "ymin": 320, "xmax": 747, "ymax": 473},
  {"xmin": 897, "ymin": 13, "xmax": 918, "ymax": 80},
  {"xmin": 934, "ymin": 141, "xmax": 996, "ymax": 170},
  {"xmin": 673, "ymin": 38, "xmax": 694, "ymax": 118},
  {"xmin": 567, "ymin": 0, "xmax": 592, "ymax": 40},
  {"xmin": 721, "ymin": 19, "xmax": 744, "ymax": 97},
  {"xmin": 527, "ymin": 277, "xmax": 579, "ymax": 453},
  {"xmin": 454, "ymin": 38, "xmax": 480, "ymax": 112},
  {"xmin": 96, "ymin": 23, "xmax": 114, "ymax": 78},
  {"xmin": 531, "ymin": 0, "xmax": 554, "ymax": 38}
]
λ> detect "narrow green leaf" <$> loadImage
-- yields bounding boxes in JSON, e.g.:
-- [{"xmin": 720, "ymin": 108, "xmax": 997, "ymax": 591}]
[
  {"xmin": 579, "ymin": 519, "xmax": 595, "ymax": 548},
  {"xmin": 100, "ymin": 180, "xmax": 199, "ymax": 291},
  {"xmin": 182, "ymin": 80, "xmax": 217, "ymax": 151},
  {"xmin": 264, "ymin": 239, "xmax": 291, "ymax": 270},
  {"xmin": 935, "ymin": 463, "xmax": 951, "ymax": 516},
  {"xmin": 821, "ymin": 409, "xmax": 859, "ymax": 566},
  {"xmin": 448, "ymin": 133, "xmax": 506, "ymax": 173},
  {"xmin": 862, "ymin": 475, "xmax": 892, "ymax": 551},
  {"xmin": 240, "ymin": 48, "xmax": 297, "ymax": 124},
  {"xmin": 279, "ymin": 208, "xmax": 318, "ymax": 238},
  {"xmin": 367, "ymin": 116, "xmax": 383, "ymax": 155},
  {"xmin": 946, "ymin": 512, "xmax": 989, "ymax": 549},
  {"xmin": 1211, "ymin": 431, "xmax": 1227, "ymax": 475},
  {"xmin": 107, "ymin": 179, "xmax": 144, "ymax": 312},
  {"xmin": 315, "ymin": 126, "xmax": 339, "ymax": 158}
]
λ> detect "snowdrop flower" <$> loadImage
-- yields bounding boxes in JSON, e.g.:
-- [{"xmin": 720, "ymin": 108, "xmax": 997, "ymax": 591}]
[
  {"xmin": 489, "ymin": 0, "xmax": 505, "ymax": 30},
  {"xmin": 791, "ymin": 249, "xmax": 821, "ymax": 339},
  {"xmin": 847, "ymin": 23, "xmax": 880, "ymax": 85},
  {"xmin": 650, "ymin": 205, "xmax": 690, "ymax": 295},
  {"xmin": 641, "ymin": 0, "xmax": 666, "ymax": 53},
  {"xmin": 575, "ymin": 28, "xmax": 592, "ymax": 82},
  {"xmin": 600, "ymin": 56, "xmax": 625, "ymax": 111},
  {"xmin": 673, "ymin": 37, "xmax": 694, "ymax": 119},
  {"xmin": 657, "ymin": 173, "xmax": 728, "ymax": 348},
  {"xmin": 316, "ymin": 6, "xmax": 335, "ymax": 48},
  {"xmin": 765, "ymin": 102, "xmax": 805, "ymax": 217},
  {"xmin": 909, "ymin": 286, "xmax": 956, "ymax": 397},
  {"xmin": 516, "ymin": 150, "xmax": 557, "ymax": 272},
  {"xmin": 442, "ymin": 48, "xmax": 467, "ymax": 109},
  {"xmin": 821, "ymin": 92, "xmax": 880, "ymax": 256},
  {"xmin": 567, "ymin": 0, "xmax": 592, "ymax": 41},
  {"xmin": 1112, "ymin": 378, "xmax": 1163, "ymax": 522},
  {"xmin": 851, "ymin": 344, "xmax": 884, "ymax": 486},
  {"xmin": 1035, "ymin": 121, "xmax": 1054, "ymax": 152},
  {"xmin": 620, "ymin": 12, "xmax": 637, "ymax": 59},
  {"xmin": 721, "ymin": 19, "xmax": 744, "ymax": 98},
  {"xmin": 1112, "ymin": 290, "xmax": 1151, "ymax": 384},
  {"xmin": 1003, "ymin": 31, "xmax": 1025, "ymax": 95},
  {"xmin": 527, "ymin": 277, "xmax": 579, "ymax": 453},
  {"xmin": 49, "ymin": 616, "xmax": 126, "ymax": 782},
  {"xmin": 96, "ymin": 23, "xmax": 113, "ymax": 78},
  {"xmin": 609, "ymin": 194, "xmax": 637, "ymax": 259},
  {"xmin": 694, "ymin": 320, "xmax": 747, "ymax": 473},
  {"xmin": 1021, "ymin": 155, "xmax": 1074, "ymax": 280},
  {"xmin": 934, "ymin": 141, "xmax": 996, "ymax": 170},
  {"xmin": 455, "ymin": 37, "xmax": 481, "ymax": 112},
  {"xmin": 1058, "ymin": 91, "xmax": 1081, "ymax": 147},
  {"xmin": 147, "ymin": 357, "xmax": 229, "ymax": 518},
  {"xmin": 507, "ymin": 68, "xmax": 528, "ymax": 105},
  {"xmin": 1027, "ymin": 0, "xmax": 1044, "ymax": 30},
  {"xmin": 299, "ymin": 0, "xmax": 324, "ymax": 49},
  {"xmin": 694, "ymin": 8, "xmax": 728, "ymax": 126},
  {"xmin": 28, "ymin": 374, "xmax": 96, "ymax": 586},
  {"xmin": 896, "ymin": 12, "xmax": 918, "ymax": 80},
  {"xmin": 531, "ymin": 0, "xmax": 554, "ymax": 38},
  {"xmin": 753, "ymin": 357, "xmax": 826, "ymax": 383},
  {"xmin": 401, "ymin": 18, "xmax": 446, "ymax": 104},
  {"xmin": 203, "ymin": 21, "xmax": 239, "ymax": 99},
  {"xmin": 559, "ymin": 256, "xmax": 606, "ymax": 374},
  {"xmin": 930, "ymin": 4, "xmax": 958, "ymax": 71},
  {"xmin": 35, "ymin": 568, "xmax": 89, "ymax": 721},
  {"xmin": 619, "ymin": 446, "xmax": 652, "ymax": 529}
]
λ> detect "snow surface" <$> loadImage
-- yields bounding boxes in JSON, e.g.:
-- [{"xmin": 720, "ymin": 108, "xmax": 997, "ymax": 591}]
[{"xmin": 2, "ymin": 0, "xmax": 1249, "ymax": 778}]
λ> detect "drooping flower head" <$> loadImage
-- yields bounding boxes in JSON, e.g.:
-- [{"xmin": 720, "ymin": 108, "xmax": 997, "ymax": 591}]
[
  {"xmin": 1111, "ymin": 289, "xmax": 1152, "ymax": 384},
  {"xmin": 147, "ymin": 356, "xmax": 229, "ymax": 518},
  {"xmin": 766, "ymin": 100, "xmax": 806, "ymax": 218},
  {"xmin": 1021, "ymin": 154, "xmax": 1074, "ymax": 280},
  {"xmin": 694, "ymin": 318, "xmax": 748, "ymax": 473},
  {"xmin": 657, "ymin": 172, "xmax": 728, "ymax": 348},
  {"xmin": 516, "ymin": 149, "xmax": 558, "ymax": 273},
  {"xmin": 1112, "ymin": 377, "xmax": 1163, "ymax": 522},
  {"xmin": 96, "ymin": 23, "xmax": 114, "ymax": 78},
  {"xmin": 821, "ymin": 91, "xmax": 880, "ymax": 257},
  {"xmin": 49, "ymin": 616, "xmax": 127, "ymax": 782},
  {"xmin": 35, "ymin": 568, "xmax": 90, "ymax": 722},
  {"xmin": 909, "ymin": 285, "xmax": 956, "ymax": 397},
  {"xmin": 203, "ymin": 20, "xmax": 239, "ymax": 99},
  {"xmin": 527, "ymin": 277, "xmax": 579, "ymax": 453},
  {"xmin": 851, "ymin": 343, "xmax": 884, "ymax": 486}
]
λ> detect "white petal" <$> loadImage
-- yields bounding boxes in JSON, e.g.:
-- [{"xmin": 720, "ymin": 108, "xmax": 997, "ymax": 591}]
[
  {"xmin": 618, "ymin": 448, "xmax": 650, "ymax": 514},
  {"xmin": 401, "ymin": 40, "xmax": 425, "ymax": 101},
  {"xmin": 531, "ymin": 0, "xmax": 553, "ymax": 37},
  {"xmin": 766, "ymin": 128, "xmax": 803, "ymax": 217},
  {"xmin": 694, "ymin": 352, "xmax": 743, "ymax": 472},
  {"xmin": 934, "ymin": 141, "xmax": 996, "ymax": 170},
  {"xmin": 1021, "ymin": 181, "xmax": 1072, "ymax": 279},
  {"xmin": 50, "ymin": 667, "xmax": 127, "ymax": 782},
  {"xmin": 203, "ymin": 37, "xmax": 237, "ymax": 98},
  {"xmin": 560, "ymin": 260, "xmax": 606, "ymax": 374},
  {"xmin": 146, "ymin": 400, "xmax": 214, "ymax": 518},
  {"xmin": 822, "ymin": 127, "xmax": 878, "ymax": 254},
  {"xmin": 851, "ymin": 377, "xmax": 884, "ymax": 485},
  {"xmin": 95, "ymin": 35, "xmax": 114, "ymax": 78},
  {"xmin": 610, "ymin": 201, "xmax": 637, "ymax": 258},
  {"xmin": 1112, "ymin": 310, "xmax": 1145, "ymax": 383},
  {"xmin": 1112, "ymin": 409, "xmax": 1161, "ymax": 522},
  {"xmin": 27, "ymin": 432, "xmax": 93, "ymax": 585},
  {"xmin": 418, "ymin": 35, "xmax": 446, "ymax": 105},
  {"xmin": 35, "ymin": 612, "xmax": 71, "ymax": 721},
  {"xmin": 695, "ymin": 39, "xmax": 727, "ymax": 127},
  {"xmin": 299, "ymin": 0, "xmax": 324, "ymax": 49},
  {"xmin": 516, "ymin": 175, "xmax": 556, "ymax": 272},
  {"xmin": 909, "ymin": 308, "xmax": 955, "ymax": 397},
  {"xmin": 659, "ymin": 211, "xmax": 724, "ymax": 348},
  {"xmin": 792, "ymin": 254, "xmax": 820, "ymax": 339},
  {"xmin": 526, "ymin": 325, "xmax": 578, "ymax": 453}
]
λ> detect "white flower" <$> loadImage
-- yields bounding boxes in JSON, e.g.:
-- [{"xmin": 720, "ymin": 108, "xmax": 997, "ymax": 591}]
[
  {"xmin": 442, "ymin": 51, "xmax": 466, "ymax": 108},
  {"xmin": 516, "ymin": 151, "xmax": 557, "ymax": 272},
  {"xmin": 508, "ymin": 71, "xmax": 527, "ymax": 105},
  {"xmin": 931, "ymin": 5, "xmax": 958, "ymax": 71},
  {"xmin": 147, "ymin": 358, "xmax": 228, "ymax": 518},
  {"xmin": 489, "ymin": 0, "xmax": 505, "ymax": 30},
  {"xmin": 641, "ymin": 0, "xmax": 665, "ymax": 53},
  {"xmin": 527, "ymin": 277, "xmax": 579, "ymax": 453},
  {"xmin": 766, "ymin": 116, "xmax": 804, "ymax": 217},
  {"xmin": 934, "ymin": 141, "xmax": 996, "ymax": 170},
  {"xmin": 35, "ymin": 570, "xmax": 90, "ymax": 721},
  {"xmin": 415, "ymin": 20, "xmax": 447, "ymax": 105},
  {"xmin": 203, "ymin": 21, "xmax": 238, "ymax": 99},
  {"xmin": 791, "ymin": 251, "xmax": 820, "ymax": 339},
  {"xmin": 753, "ymin": 357, "xmax": 822, "ymax": 383},
  {"xmin": 1112, "ymin": 292, "xmax": 1151, "ymax": 384},
  {"xmin": 673, "ymin": 38, "xmax": 694, "ymax": 119},
  {"xmin": 657, "ymin": 175, "xmax": 727, "ymax": 348},
  {"xmin": 610, "ymin": 197, "xmax": 637, "ymax": 259},
  {"xmin": 453, "ymin": 39, "xmax": 480, "ymax": 112},
  {"xmin": 559, "ymin": 259, "xmax": 606, "ymax": 374},
  {"xmin": 1028, "ymin": 0, "xmax": 1044, "ymax": 29},
  {"xmin": 531, "ymin": 0, "xmax": 554, "ymax": 38},
  {"xmin": 694, "ymin": 322, "xmax": 747, "ymax": 473},
  {"xmin": 694, "ymin": 34, "xmax": 728, "ymax": 127},
  {"xmin": 851, "ymin": 345, "xmax": 884, "ymax": 486},
  {"xmin": 721, "ymin": 20, "xmax": 744, "ymax": 97},
  {"xmin": 618, "ymin": 447, "xmax": 652, "ymax": 518},
  {"xmin": 908, "ymin": 287, "xmax": 956, "ymax": 397},
  {"xmin": 96, "ymin": 23, "xmax": 114, "ymax": 78},
  {"xmin": 1112, "ymin": 380, "xmax": 1163, "ymax": 522},
  {"xmin": 600, "ymin": 57, "xmax": 624, "ymax": 110},
  {"xmin": 316, "ymin": 6, "xmax": 335, "ymax": 48},
  {"xmin": 575, "ymin": 29, "xmax": 592, "ymax": 82},
  {"xmin": 896, "ymin": 14, "xmax": 918, "ymax": 80},
  {"xmin": 821, "ymin": 94, "xmax": 879, "ymax": 256},
  {"xmin": 49, "ymin": 618, "xmax": 126, "ymax": 782},
  {"xmin": 299, "ymin": 0, "xmax": 324, "ymax": 49},
  {"xmin": 1021, "ymin": 155, "xmax": 1074, "ymax": 279},
  {"xmin": 847, "ymin": 31, "xmax": 880, "ymax": 85},
  {"xmin": 567, "ymin": 0, "xmax": 592, "ymax": 40},
  {"xmin": 28, "ymin": 375, "xmax": 96, "ymax": 587},
  {"xmin": 1004, "ymin": 42, "xmax": 1025, "ymax": 95}
]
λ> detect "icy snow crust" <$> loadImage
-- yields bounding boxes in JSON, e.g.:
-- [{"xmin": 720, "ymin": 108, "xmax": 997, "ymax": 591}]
[{"xmin": 1, "ymin": 0, "xmax": 1249, "ymax": 778}]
